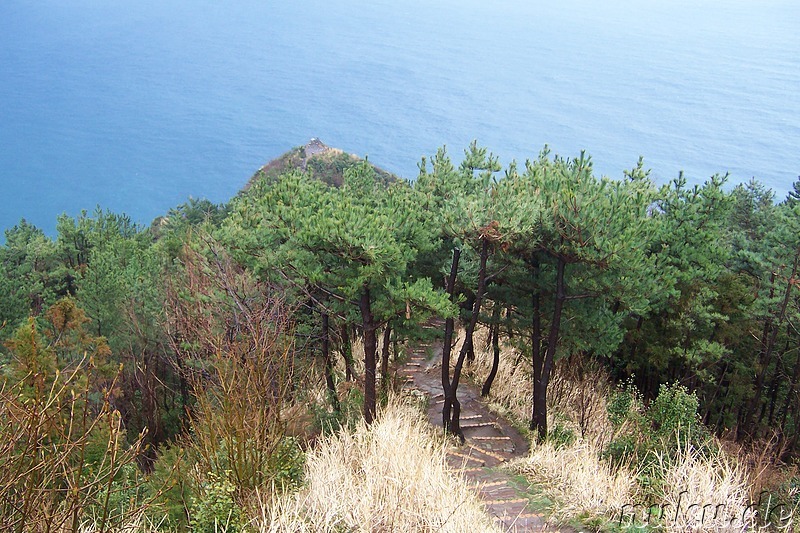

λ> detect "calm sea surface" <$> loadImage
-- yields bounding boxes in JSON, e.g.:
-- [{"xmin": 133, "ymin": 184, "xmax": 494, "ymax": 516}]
[{"xmin": 1, "ymin": 0, "xmax": 798, "ymax": 234}]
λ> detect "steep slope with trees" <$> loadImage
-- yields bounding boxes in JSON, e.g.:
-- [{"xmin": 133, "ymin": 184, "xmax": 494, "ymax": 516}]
[{"xmin": 1, "ymin": 142, "xmax": 800, "ymax": 530}]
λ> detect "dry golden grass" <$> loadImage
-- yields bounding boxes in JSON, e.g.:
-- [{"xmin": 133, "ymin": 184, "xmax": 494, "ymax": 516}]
[
  {"xmin": 720, "ymin": 432, "xmax": 798, "ymax": 502},
  {"xmin": 332, "ymin": 336, "xmax": 365, "ymax": 386},
  {"xmin": 652, "ymin": 439, "xmax": 754, "ymax": 532},
  {"xmin": 253, "ymin": 398, "xmax": 500, "ymax": 532},
  {"xmin": 546, "ymin": 356, "xmax": 614, "ymax": 445},
  {"xmin": 463, "ymin": 326, "xmax": 612, "ymax": 444},
  {"xmin": 459, "ymin": 325, "xmax": 790, "ymax": 531},
  {"xmin": 510, "ymin": 439, "xmax": 638, "ymax": 524},
  {"xmin": 460, "ymin": 328, "xmax": 530, "ymax": 422}
]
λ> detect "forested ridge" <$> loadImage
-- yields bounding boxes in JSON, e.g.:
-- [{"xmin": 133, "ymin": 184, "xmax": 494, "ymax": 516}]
[{"xmin": 2, "ymin": 142, "xmax": 800, "ymax": 530}]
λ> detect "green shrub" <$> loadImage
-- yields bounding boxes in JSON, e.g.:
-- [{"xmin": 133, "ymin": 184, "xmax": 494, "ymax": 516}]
[
  {"xmin": 548, "ymin": 421, "xmax": 577, "ymax": 449},
  {"xmin": 143, "ymin": 436, "xmax": 303, "ymax": 531},
  {"xmin": 191, "ymin": 473, "xmax": 245, "ymax": 533},
  {"xmin": 647, "ymin": 382, "xmax": 704, "ymax": 441},
  {"xmin": 145, "ymin": 445, "xmax": 193, "ymax": 530},
  {"xmin": 96, "ymin": 462, "xmax": 145, "ymax": 519},
  {"xmin": 647, "ymin": 382, "xmax": 716, "ymax": 460},
  {"xmin": 602, "ymin": 434, "xmax": 641, "ymax": 469},
  {"xmin": 607, "ymin": 378, "xmax": 643, "ymax": 428},
  {"xmin": 603, "ymin": 380, "xmax": 647, "ymax": 467},
  {"xmin": 603, "ymin": 380, "xmax": 717, "ymax": 491},
  {"xmin": 270, "ymin": 437, "xmax": 305, "ymax": 492}
]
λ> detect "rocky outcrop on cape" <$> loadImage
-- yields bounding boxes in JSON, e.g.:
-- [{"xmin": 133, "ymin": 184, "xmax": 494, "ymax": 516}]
[{"xmin": 245, "ymin": 138, "xmax": 398, "ymax": 190}]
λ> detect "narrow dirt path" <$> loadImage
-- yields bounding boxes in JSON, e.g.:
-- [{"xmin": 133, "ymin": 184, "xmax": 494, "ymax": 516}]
[{"xmin": 398, "ymin": 331, "xmax": 574, "ymax": 533}]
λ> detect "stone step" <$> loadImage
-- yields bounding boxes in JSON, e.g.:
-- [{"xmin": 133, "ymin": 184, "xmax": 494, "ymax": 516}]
[
  {"xmin": 461, "ymin": 422, "xmax": 497, "ymax": 429},
  {"xmin": 467, "ymin": 444, "xmax": 507, "ymax": 463},
  {"xmin": 484, "ymin": 497, "xmax": 531, "ymax": 506},
  {"xmin": 473, "ymin": 480, "xmax": 507, "ymax": 489},
  {"xmin": 447, "ymin": 451, "xmax": 485, "ymax": 465}
]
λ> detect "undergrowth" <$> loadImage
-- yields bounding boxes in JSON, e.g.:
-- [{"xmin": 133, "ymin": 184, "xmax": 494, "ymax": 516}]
[
  {"xmin": 461, "ymin": 325, "xmax": 800, "ymax": 532},
  {"xmin": 254, "ymin": 398, "xmax": 500, "ymax": 532}
]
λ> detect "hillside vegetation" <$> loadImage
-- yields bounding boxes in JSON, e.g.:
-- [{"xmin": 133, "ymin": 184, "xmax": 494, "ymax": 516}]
[{"xmin": 1, "ymin": 141, "xmax": 800, "ymax": 530}]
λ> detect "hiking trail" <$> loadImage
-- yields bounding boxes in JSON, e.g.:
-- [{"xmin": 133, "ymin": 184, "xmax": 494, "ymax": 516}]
[{"xmin": 399, "ymin": 327, "xmax": 576, "ymax": 533}]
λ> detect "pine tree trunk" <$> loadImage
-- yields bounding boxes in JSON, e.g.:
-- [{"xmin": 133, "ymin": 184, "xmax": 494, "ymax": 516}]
[
  {"xmin": 780, "ymin": 341, "xmax": 800, "ymax": 434},
  {"xmin": 702, "ymin": 361, "xmax": 728, "ymax": 425},
  {"xmin": 442, "ymin": 248, "xmax": 461, "ymax": 430},
  {"xmin": 482, "ymin": 305, "xmax": 502, "ymax": 397},
  {"xmin": 741, "ymin": 251, "xmax": 799, "ymax": 441},
  {"xmin": 174, "ymin": 349, "xmax": 190, "ymax": 429},
  {"xmin": 140, "ymin": 348, "xmax": 160, "ymax": 471},
  {"xmin": 321, "ymin": 313, "xmax": 339, "ymax": 412},
  {"xmin": 532, "ymin": 255, "xmax": 566, "ymax": 442},
  {"xmin": 765, "ymin": 355, "xmax": 784, "ymax": 425},
  {"xmin": 529, "ymin": 257, "xmax": 542, "ymax": 438},
  {"xmin": 381, "ymin": 323, "xmax": 392, "ymax": 393},
  {"xmin": 446, "ymin": 238, "xmax": 490, "ymax": 441},
  {"xmin": 359, "ymin": 286, "xmax": 378, "ymax": 424},
  {"xmin": 340, "ymin": 324, "xmax": 354, "ymax": 382},
  {"xmin": 485, "ymin": 321, "xmax": 495, "ymax": 351},
  {"xmin": 462, "ymin": 293, "xmax": 476, "ymax": 365},
  {"xmin": 628, "ymin": 315, "xmax": 644, "ymax": 383}
]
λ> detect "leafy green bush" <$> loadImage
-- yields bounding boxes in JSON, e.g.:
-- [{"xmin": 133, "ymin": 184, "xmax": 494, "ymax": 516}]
[
  {"xmin": 602, "ymin": 434, "xmax": 641, "ymax": 469},
  {"xmin": 548, "ymin": 420, "xmax": 577, "ymax": 449},
  {"xmin": 603, "ymin": 380, "xmax": 647, "ymax": 467},
  {"xmin": 191, "ymin": 473, "xmax": 246, "ymax": 533},
  {"xmin": 647, "ymin": 382, "xmax": 707, "ymax": 443},
  {"xmin": 144, "ymin": 445, "xmax": 193, "ymax": 530},
  {"xmin": 270, "ymin": 437, "xmax": 305, "ymax": 492},
  {"xmin": 603, "ymin": 380, "xmax": 716, "ymax": 490},
  {"xmin": 606, "ymin": 379, "xmax": 643, "ymax": 428}
]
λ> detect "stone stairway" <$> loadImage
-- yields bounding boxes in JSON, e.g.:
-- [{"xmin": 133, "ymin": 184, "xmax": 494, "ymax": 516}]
[{"xmin": 400, "ymin": 339, "xmax": 573, "ymax": 533}]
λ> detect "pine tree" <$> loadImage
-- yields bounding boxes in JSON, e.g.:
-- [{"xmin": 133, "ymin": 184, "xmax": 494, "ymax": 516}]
[
  {"xmin": 415, "ymin": 143, "xmax": 541, "ymax": 439},
  {"xmin": 512, "ymin": 150, "xmax": 656, "ymax": 441},
  {"xmin": 223, "ymin": 163, "xmax": 451, "ymax": 423}
]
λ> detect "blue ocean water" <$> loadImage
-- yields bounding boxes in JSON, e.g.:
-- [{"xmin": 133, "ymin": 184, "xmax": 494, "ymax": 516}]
[{"xmin": 1, "ymin": 0, "xmax": 798, "ymax": 235}]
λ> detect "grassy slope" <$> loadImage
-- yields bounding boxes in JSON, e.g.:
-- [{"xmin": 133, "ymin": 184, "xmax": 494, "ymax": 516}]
[{"xmin": 459, "ymin": 326, "xmax": 779, "ymax": 532}]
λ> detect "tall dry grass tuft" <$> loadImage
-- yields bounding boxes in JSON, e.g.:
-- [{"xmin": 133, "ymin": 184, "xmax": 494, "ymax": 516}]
[
  {"xmin": 254, "ymin": 398, "xmax": 500, "ymax": 532},
  {"xmin": 511, "ymin": 439, "xmax": 638, "ymax": 525},
  {"xmin": 547, "ymin": 355, "xmax": 613, "ymax": 444},
  {"xmin": 461, "ymin": 327, "xmax": 530, "ymax": 423},
  {"xmin": 333, "ymin": 336, "xmax": 365, "ymax": 390},
  {"xmin": 722, "ymin": 432, "xmax": 794, "ymax": 501},
  {"xmin": 653, "ymin": 438, "xmax": 754, "ymax": 532}
]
